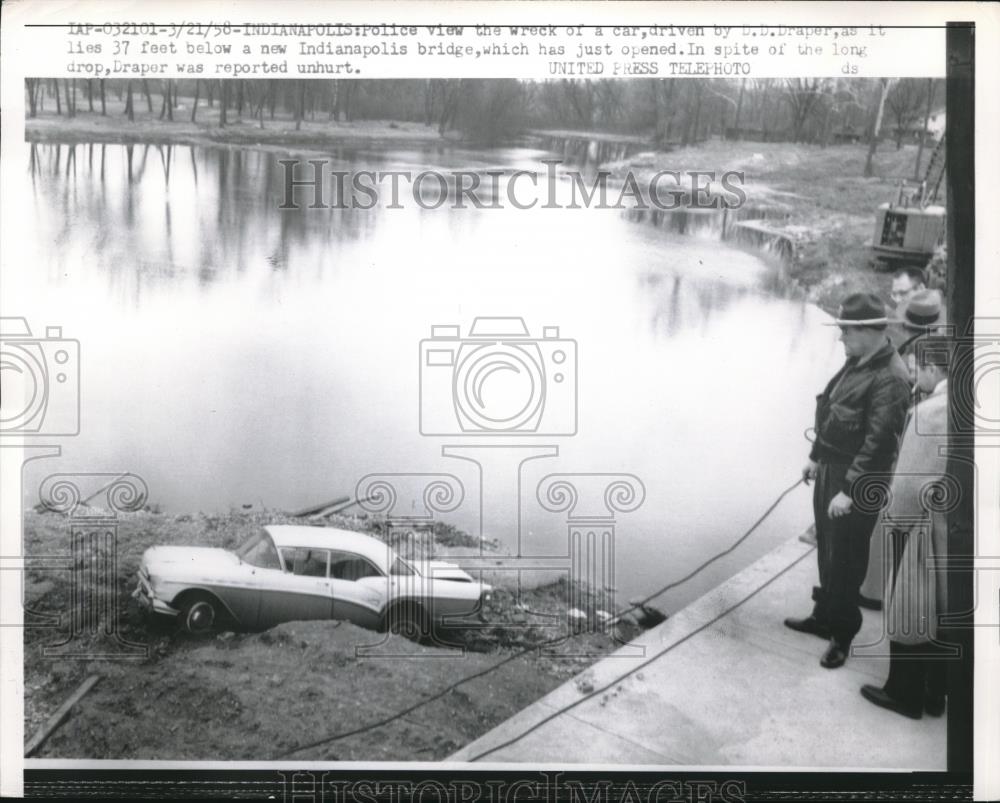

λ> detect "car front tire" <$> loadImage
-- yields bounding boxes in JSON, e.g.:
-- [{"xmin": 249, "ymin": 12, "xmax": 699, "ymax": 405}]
[{"xmin": 179, "ymin": 593, "xmax": 221, "ymax": 636}]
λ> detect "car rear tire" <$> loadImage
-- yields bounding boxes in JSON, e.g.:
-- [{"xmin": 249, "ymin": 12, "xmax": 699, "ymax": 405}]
[
  {"xmin": 178, "ymin": 593, "xmax": 221, "ymax": 636},
  {"xmin": 386, "ymin": 602, "xmax": 431, "ymax": 643}
]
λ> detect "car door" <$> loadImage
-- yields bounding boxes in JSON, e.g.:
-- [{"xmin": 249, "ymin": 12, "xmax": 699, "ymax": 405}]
[
  {"xmin": 256, "ymin": 546, "xmax": 334, "ymax": 627},
  {"xmin": 328, "ymin": 550, "xmax": 386, "ymax": 629}
]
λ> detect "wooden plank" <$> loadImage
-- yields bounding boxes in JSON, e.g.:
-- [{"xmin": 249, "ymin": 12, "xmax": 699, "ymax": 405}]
[
  {"xmin": 25, "ymin": 675, "xmax": 101, "ymax": 757},
  {"xmin": 289, "ymin": 496, "xmax": 351, "ymax": 518},
  {"xmin": 310, "ymin": 495, "xmax": 380, "ymax": 519},
  {"xmin": 732, "ymin": 220, "xmax": 784, "ymax": 237}
]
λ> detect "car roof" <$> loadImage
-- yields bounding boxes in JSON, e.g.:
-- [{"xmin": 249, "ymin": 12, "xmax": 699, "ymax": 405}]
[{"xmin": 264, "ymin": 525, "xmax": 396, "ymax": 570}]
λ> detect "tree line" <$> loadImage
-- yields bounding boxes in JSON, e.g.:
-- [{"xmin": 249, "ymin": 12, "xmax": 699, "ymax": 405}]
[{"xmin": 26, "ymin": 77, "xmax": 941, "ymax": 155}]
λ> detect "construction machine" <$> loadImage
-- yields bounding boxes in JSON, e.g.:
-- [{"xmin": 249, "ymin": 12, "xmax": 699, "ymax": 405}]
[{"xmin": 871, "ymin": 134, "xmax": 946, "ymax": 268}]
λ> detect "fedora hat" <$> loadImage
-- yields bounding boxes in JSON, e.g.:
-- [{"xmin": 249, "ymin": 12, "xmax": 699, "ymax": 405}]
[
  {"xmin": 893, "ymin": 288, "xmax": 945, "ymax": 331},
  {"xmin": 823, "ymin": 292, "xmax": 888, "ymax": 327}
]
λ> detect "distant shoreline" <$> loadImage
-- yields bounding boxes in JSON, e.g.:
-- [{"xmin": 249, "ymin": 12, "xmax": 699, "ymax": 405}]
[{"xmin": 26, "ymin": 110, "xmax": 463, "ymax": 155}]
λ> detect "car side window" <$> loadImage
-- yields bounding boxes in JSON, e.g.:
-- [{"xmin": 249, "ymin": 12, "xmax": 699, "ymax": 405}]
[
  {"xmin": 281, "ymin": 548, "xmax": 329, "ymax": 578},
  {"xmin": 330, "ymin": 550, "xmax": 384, "ymax": 581}
]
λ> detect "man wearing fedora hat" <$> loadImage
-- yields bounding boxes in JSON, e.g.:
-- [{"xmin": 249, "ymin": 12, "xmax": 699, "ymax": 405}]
[
  {"xmin": 892, "ymin": 288, "xmax": 949, "ymax": 373},
  {"xmin": 786, "ymin": 292, "xmax": 911, "ymax": 668}
]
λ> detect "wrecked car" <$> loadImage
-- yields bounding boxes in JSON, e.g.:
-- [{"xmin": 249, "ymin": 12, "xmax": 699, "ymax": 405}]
[{"xmin": 132, "ymin": 525, "xmax": 491, "ymax": 639}]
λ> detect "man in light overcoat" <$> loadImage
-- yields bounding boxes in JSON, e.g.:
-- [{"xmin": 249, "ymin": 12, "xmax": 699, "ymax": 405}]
[{"xmin": 861, "ymin": 336, "xmax": 951, "ymax": 719}]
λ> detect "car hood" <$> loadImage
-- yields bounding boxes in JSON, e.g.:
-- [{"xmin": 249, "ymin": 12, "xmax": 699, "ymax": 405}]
[
  {"xmin": 142, "ymin": 545, "xmax": 241, "ymax": 578},
  {"xmin": 422, "ymin": 560, "xmax": 477, "ymax": 584}
]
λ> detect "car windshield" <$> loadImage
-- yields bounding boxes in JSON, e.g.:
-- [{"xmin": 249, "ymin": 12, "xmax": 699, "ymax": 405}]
[
  {"xmin": 391, "ymin": 557, "xmax": 416, "ymax": 576},
  {"xmin": 235, "ymin": 530, "xmax": 282, "ymax": 570}
]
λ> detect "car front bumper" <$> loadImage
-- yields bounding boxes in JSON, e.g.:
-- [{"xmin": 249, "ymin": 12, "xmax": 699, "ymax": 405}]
[{"xmin": 132, "ymin": 573, "xmax": 179, "ymax": 616}]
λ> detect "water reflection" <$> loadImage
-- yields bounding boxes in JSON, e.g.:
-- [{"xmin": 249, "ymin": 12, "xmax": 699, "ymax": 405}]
[
  {"xmin": 27, "ymin": 143, "xmax": 386, "ymax": 293},
  {"xmin": 17, "ymin": 142, "xmax": 842, "ymax": 605}
]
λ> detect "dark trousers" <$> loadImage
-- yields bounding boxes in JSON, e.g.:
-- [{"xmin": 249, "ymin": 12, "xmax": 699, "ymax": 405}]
[
  {"xmin": 885, "ymin": 641, "xmax": 949, "ymax": 708},
  {"xmin": 810, "ymin": 461, "xmax": 879, "ymax": 645},
  {"xmin": 884, "ymin": 530, "xmax": 948, "ymax": 706}
]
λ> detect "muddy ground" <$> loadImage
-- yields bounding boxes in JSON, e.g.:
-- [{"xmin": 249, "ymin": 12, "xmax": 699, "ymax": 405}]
[{"xmin": 23, "ymin": 509, "xmax": 639, "ymax": 760}]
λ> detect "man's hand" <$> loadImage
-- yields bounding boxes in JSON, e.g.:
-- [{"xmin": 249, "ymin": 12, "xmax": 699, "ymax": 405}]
[
  {"xmin": 827, "ymin": 491, "xmax": 853, "ymax": 518},
  {"xmin": 802, "ymin": 460, "xmax": 818, "ymax": 485}
]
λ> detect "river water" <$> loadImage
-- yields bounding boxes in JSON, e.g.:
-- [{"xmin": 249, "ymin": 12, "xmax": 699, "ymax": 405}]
[{"xmin": 10, "ymin": 141, "xmax": 844, "ymax": 609}]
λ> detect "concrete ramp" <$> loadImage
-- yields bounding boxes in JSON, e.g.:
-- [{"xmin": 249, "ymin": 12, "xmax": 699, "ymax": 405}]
[{"xmin": 450, "ymin": 535, "xmax": 946, "ymax": 768}]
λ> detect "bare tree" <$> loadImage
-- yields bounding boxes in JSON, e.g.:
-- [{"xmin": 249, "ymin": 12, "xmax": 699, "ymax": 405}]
[
  {"xmin": 559, "ymin": 79, "xmax": 597, "ymax": 127},
  {"xmin": 653, "ymin": 79, "xmax": 679, "ymax": 146},
  {"xmin": 294, "ymin": 80, "xmax": 306, "ymax": 130},
  {"xmin": 62, "ymin": 79, "xmax": 76, "ymax": 118},
  {"xmin": 427, "ymin": 79, "xmax": 462, "ymax": 133},
  {"xmin": 863, "ymin": 78, "xmax": 894, "ymax": 178},
  {"xmin": 701, "ymin": 79, "xmax": 740, "ymax": 139},
  {"xmin": 25, "ymin": 79, "xmax": 40, "ymax": 118},
  {"xmin": 750, "ymin": 79, "xmax": 773, "ymax": 140},
  {"xmin": 731, "ymin": 78, "xmax": 746, "ymax": 139},
  {"xmin": 682, "ymin": 81, "xmax": 705, "ymax": 146},
  {"xmin": 99, "ymin": 79, "xmax": 106, "ymax": 115},
  {"xmin": 123, "ymin": 80, "xmax": 134, "ymax": 121},
  {"xmin": 334, "ymin": 80, "xmax": 350, "ymax": 122},
  {"xmin": 914, "ymin": 79, "xmax": 937, "ymax": 179},
  {"xmin": 423, "ymin": 80, "xmax": 436, "ymax": 126},
  {"xmin": 142, "ymin": 80, "xmax": 154, "ymax": 113},
  {"xmin": 159, "ymin": 80, "xmax": 173, "ymax": 121},
  {"xmin": 885, "ymin": 78, "xmax": 929, "ymax": 149},
  {"xmin": 219, "ymin": 81, "xmax": 229, "ymax": 128},
  {"xmin": 191, "ymin": 79, "xmax": 201, "ymax": 122},
  {"xmin": 783, "ymin": 78, "xmax": 826, "ymax": 142},
  {"xmin": 593, "ymin": 81, "xmax": 625, "ymax": 125}
]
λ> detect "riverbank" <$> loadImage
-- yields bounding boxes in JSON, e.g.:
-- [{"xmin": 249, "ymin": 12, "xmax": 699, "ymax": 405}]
[
  {"xmin": 22, "ymin": 508, "xmax": 637, "ymax": 760},
  {"xmin": 25, "ymin": 103, "xmax": 460, "ymax": 151},
  {"xmin": 604, "ymin": 139, "xmax": 942, "ymax": 315}
]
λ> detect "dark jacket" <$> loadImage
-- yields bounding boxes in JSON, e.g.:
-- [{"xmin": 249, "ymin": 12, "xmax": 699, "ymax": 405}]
[{"xmin": 809, "ymin": 338, "xmax": 911, "ymax": 495}]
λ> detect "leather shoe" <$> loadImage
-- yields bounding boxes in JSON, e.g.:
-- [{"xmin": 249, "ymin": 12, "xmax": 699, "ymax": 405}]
[
  {"xmin": 820, "ymin": 639, "xmax": 848, "ymax": 669},
  {"xmin": 924, "ymin": 694, "xmax": 946, "ymax": 717},
  {"xmin": 860, "ymin": 684, "xmax": 923, "ymax": 719},
  {"xmin": 784, "ymin": 615, "xmax": 831, "ymax": 640}
]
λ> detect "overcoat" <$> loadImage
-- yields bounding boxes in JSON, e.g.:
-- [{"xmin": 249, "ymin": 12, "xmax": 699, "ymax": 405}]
[{"xmin": 883, "ymin": 380, "xmax": 949, "ymax": 644}]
